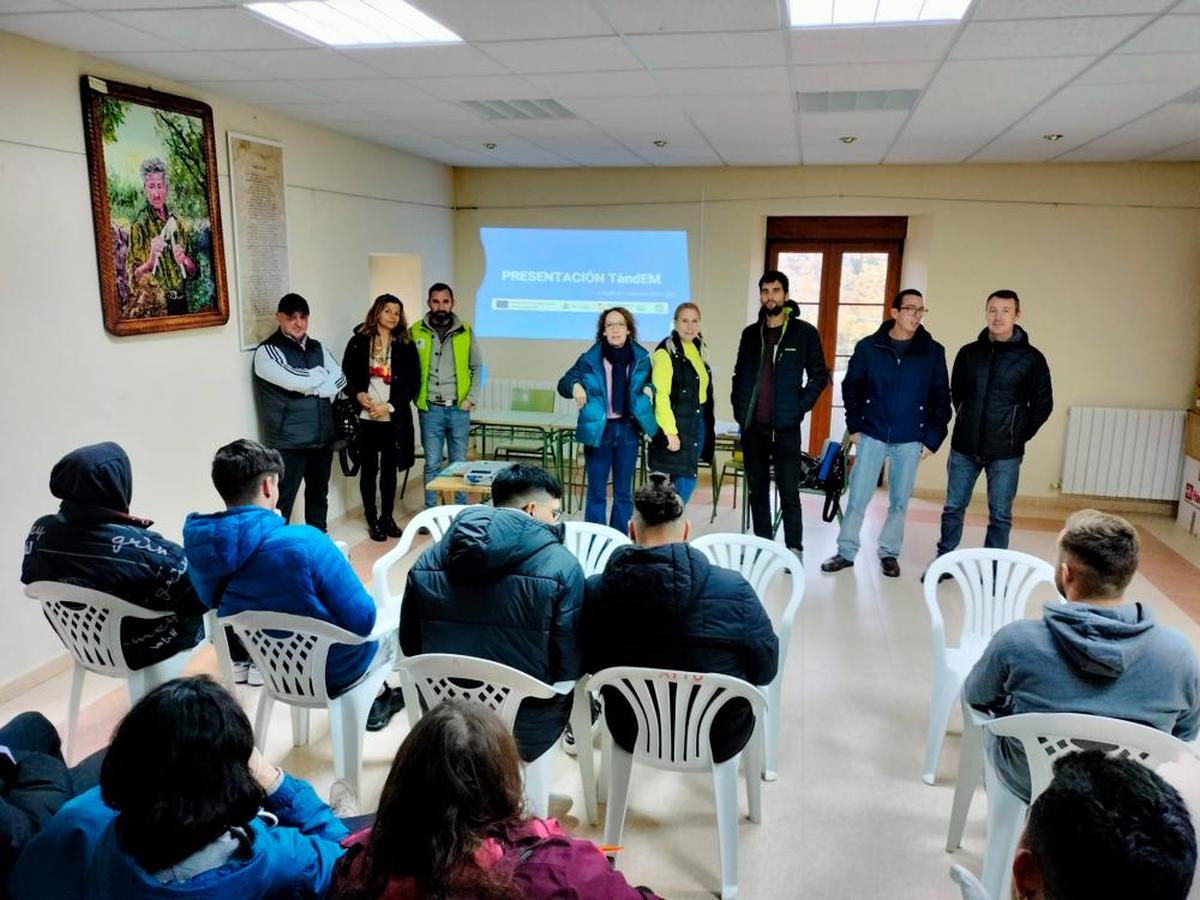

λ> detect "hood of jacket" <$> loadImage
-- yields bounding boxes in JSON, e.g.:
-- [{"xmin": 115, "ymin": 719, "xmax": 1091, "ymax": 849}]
[
  {"xmin": 758, "ymin": 298, "xmax": 800, "ymax": 324},
  {"xmin": 972, "ymin": 323, "xmax": 1030, "ymax": 348},
  {"xmin": 871, "ymin": 320, "xmax": 933, "ymax": 352},
  {"xmin": 596, "ymin": 543, "xmax": 709, "ymax": 619},
  {"xmin": 441, "ymin": 506, "xmax": 564, "ymax": 577},
  {"xmin": 1043, "ymin": 601, "xmax": 1157, "ymax": 679},
  {"xmin": 49, "ymin": 442, "xmax": 133, "ymax": 513},
  {"xmin": 182, "ymin": 506, "xmax": 285, "ymax": 581}
]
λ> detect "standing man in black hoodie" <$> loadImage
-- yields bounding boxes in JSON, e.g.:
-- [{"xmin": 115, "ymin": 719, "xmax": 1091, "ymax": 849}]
[
  {"xmin": 934, "ymin": 290, "xmax": 1052, "ymax": 562},
  {"xmin": 584, "ymin": 474, "xmax": 778, "ymax": 763},
  {"xmin": 730, "ymin": 270, "xmax": 829, "ymax": 558}
]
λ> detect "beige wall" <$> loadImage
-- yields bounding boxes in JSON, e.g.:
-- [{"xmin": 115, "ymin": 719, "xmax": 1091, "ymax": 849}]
[
  {"xmin": 454, "ymin": 163, "xmax": 1200, "ymax": 505},
  {"xmin": 0, "ymin": 32, "xmax": 453, "ymax": 687}
]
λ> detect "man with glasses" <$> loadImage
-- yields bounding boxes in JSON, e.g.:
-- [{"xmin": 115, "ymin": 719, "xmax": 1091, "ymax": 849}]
[
  {"xmin": 928, "ymin": 290, "xmax": 1052, "ymax": 576},
  {"xmin": 400, "ymin": 464, "xmax": 584, "ymax": 762},
  {"xmin": 822, "ymin": 289, "xmax": 950, "ymax": 578}
]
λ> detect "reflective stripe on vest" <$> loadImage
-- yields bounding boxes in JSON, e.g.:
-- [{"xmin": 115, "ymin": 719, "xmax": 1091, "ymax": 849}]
[{"xmin": 412, "ymin": 321, "xmax": 472, "ymax": 410}]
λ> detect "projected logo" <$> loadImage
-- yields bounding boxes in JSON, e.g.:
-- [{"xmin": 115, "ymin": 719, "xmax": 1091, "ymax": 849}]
[{"xmin": 476, "ymin": 227, "xmax": 689, "ymax": 342}]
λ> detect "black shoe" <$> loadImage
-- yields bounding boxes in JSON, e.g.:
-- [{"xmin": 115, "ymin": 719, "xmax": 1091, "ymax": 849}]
[
  {"xmin": 920, "ymin": 567, "xmax": 953, "ymax": 584},
  {"xmin": 366, "ymin": 685, "xmax": 405, "ymax": 732},
  {"xmin": 880, "ymin": 556, "xmax": 901, "ymax": 578},
  {"xmin": 366, "ymin": 515, "xmax": 387, "ymax": 543},
  {"xmin": 821, "ymin": 554, "xmax": 854, "ymax": 573},
  {"xmin": 381, "ymin": 516, "xmax": 403, "ymax": 539}
]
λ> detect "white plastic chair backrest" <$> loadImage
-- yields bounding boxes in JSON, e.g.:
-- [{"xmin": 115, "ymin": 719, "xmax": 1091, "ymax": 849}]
[
  {"xmin": 587, "ymin": 667, "xmax": 766, "ymax": 773},
  {"xmin": 221, "ymin": 610, "xmax": 366, "ymax": 705},
  {"xmin": 985, "ymin": 712, "xmax": 1200, "ymax": 804},
  {"xmin": 691, "ymin": 533, "xmax": 803, "ymax": 638},
  {"xmin": 397, "ymin": 653, "xmax": 561, "ymax": 730},
  {"xmin": 562, "ymin": 522, "xmax": 631, "ymax": 577},
  {"xmin": 25, "ymin": 581, "xmax": 172, "ymax": 676},
  {"xmin": 372, "ymin": 505, "xmax": 469, "ymax": 605},
  {"xmin": 924, "ymin": 549, "xmax": 1059, "ymax": 657}
]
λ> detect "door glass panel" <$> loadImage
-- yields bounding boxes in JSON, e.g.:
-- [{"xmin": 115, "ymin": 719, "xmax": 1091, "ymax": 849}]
[
  {"xmin": 836, "ymin": 305, "xmax": 883, "ymax": 356},
  {"xmin": 831, "ymin": 355, "xmax": 849, "ymax": 408},
  {"xmin": 797, "ymin": 302, "xmax": 819, "ymax": 326},
  {"xmin": 776, "ymin": 252, "xmax": 823, "ymax": 305},
  {"xmin": 839, "ymin": 252, "xmax": 890, "ymax": 304}
]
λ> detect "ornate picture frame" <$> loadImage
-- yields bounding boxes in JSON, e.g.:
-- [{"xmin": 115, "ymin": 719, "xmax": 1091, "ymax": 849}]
[{"xmin": 80, "ymin": 76, "xmax": 229, "ymax": 336}]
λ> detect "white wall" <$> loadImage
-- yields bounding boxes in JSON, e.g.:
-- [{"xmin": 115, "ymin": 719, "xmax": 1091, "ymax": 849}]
[{"xmin": 0, "ymin": 32, "xmax": 454, "ymax": 688}]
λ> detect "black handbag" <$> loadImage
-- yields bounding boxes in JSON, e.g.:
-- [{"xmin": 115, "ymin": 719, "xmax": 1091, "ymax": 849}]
[{"xmin": 332, "ymin": 394, "xmax": 361, "ymax": 477}]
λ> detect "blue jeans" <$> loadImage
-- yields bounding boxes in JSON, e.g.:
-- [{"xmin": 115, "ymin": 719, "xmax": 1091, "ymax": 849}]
[
  {"xmin": 937, "ymin": 450, "xmax": 1022, "ymax": 554},
  {"xmin": 672, "ymin": 475, "xmax": 697, "ymax": 503},
  {"xmin": 584, "ymin": 419, "xmax": 640, "ymax": 531},
  {"xmin": 419, "ymin": 405, "xmax": 470, "ymax": 507},
  {"xmin": 836, "ymin": 434, "xmax": 922, "ymax": 561}
]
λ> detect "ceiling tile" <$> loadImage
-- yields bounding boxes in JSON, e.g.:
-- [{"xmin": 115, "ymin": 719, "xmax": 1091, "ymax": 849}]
[
  {"xmin": 973, "ymin": 0, "xmax": 1173, "ymax": 18},
  {"xmin": 790, "ymin": 23, "xmax": 956, "ymax": 65},
  {"xmin": 0, "ymin": 0, "xmax": 71, "ymax": 11},
  {"xmin": 189, "ymin": 79, "xmax": 330, "ymax": 103},
  {"xmin": 1174, "ymin": 0, "xmax": 1200, "ymax": 10},
  {"xmin": 355, "ymin": 100, "xmax": 483, "ymax": 124},
  {"xmin": 260, "ymin": 100, "xmax": 378, "ymax": 122},
  {"xmin": 524, "ymin": 69, "xmax": 662, "ymax": 98},
  {"xmin": 564, "ymin": 95, "xmax": 691, "ymax": 128},
  {"xmin": 495, "ymin": 117, "xmax": 606, "ymax": 136},
  {"xmin": 1144, "ymin": 137, "xmax": 1200, "ymax": 160},
  {"xmin": 445, "ymin": 135, "xmax": 576, "ymax": 165},
  {"xmin": 1077, "ymin": 52, "xmax": 1200, "ymax": 84},
  {"xmin": 406, "ymin": 0, "xmax": 611, "ymax": 41},
  {"xmin": 716, "ymin": 142, "xmax": 802, "ymax": 165},
  {"xmin": 478, "ymin": 36, "xmax": 640, "ymax": 73},
  {"xmin": 93, "ymin": 49, "xmax": 272, "ymax": 80},
  {"xmin": 100, "ymin": 7, "xmax": 313, "ymax": 51},
  {"xmin": 592, "ymin": 0, "xmax": 781, "ymax": 33},
  {"xmin": 949, "ymin": 16, "xmax": 1149, "ymax": 59},
  {"xmin": 1055, "ymin": 102, "xmax": 1200, "ymax": 159},
  {"xmin": 628, "ymin": 30, "xmax": 786, "ymax": 68},
  {"xmin": 801, "ymin": 140, "xmax": 888, "ymax": 165},
  {"xmin": 1116, "ymin": 14, "xmax": 1200, "ymax": 53},
  {"xmin": 656, "ymin": 66, "xmax": 790, "ymax": 95},
  {"xmin": 799, "ymin": 109, "xmax": 910, "ymax": 141},
  {"xmin": 219, "ymin": 48, "xmax": 382, "ymax": 79},
  {"xmin": 791, "ymin": 60, "xmax": 937, "ymax": 92},
  {"xmin": 406, "ymin": 74, "xmax": 540, "ymax": 100},
  {"xmin": 285, "ymin": 78, "xmax": 429, "ymax": 103},
  {"xmin": 0, "ymin": 10, "xmax": 182, "ymax": 50},
  {"xmin": 554, "ymin": 145, "xmax": 647, "ymax": 165},
  {"xmin": 67, "ymin": 0, "xmax": 233, "ymax": 8},
  {"xmin": 345, "ymin": 44, "xmax": 507, "ymax": 77}
]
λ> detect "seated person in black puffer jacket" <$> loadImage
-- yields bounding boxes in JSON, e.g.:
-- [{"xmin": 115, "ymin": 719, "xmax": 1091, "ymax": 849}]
[
  {"xmin": 21, "ymin": 442, "xmax": 205, "ymax": 671},
  {"xmin": 584, "ymin": 473, "xmax": 779, "ymax": 763},
  {"xmin": 400, "ymin": 464, "xmax": 584, "ymax": 762}
]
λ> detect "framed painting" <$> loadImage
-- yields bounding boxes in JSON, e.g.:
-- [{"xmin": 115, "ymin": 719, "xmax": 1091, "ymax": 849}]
[{"xmin": 80, "ymin": 76, "xmax": 229, "ymax": 335}]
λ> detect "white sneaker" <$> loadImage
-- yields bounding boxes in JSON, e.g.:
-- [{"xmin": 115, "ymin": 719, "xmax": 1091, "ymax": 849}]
[
  {"xmin": 329, "ymin": 778, "xmax": 358, "ymax": 818},
  {"xmin": 233, "ymin": 662, "xmax": 263, "ymax": 687}
]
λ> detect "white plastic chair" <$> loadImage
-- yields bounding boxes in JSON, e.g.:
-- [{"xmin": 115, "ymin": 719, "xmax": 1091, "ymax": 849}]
[
  {"xmin": 372, "ymin": 505, "xmax": 468, "ymax": 606},
  {"xmin": 562, "ymin": 521, "xmax": 631, "ymax": 577},
  {"xmin": 25, "ymin": 581, "xmax": 201, "ymax": 762},
  {"xmin": 949, "ymin": 864, "xmax": 990, "ymax": 900},
  {"xmin": 589, "ymin": 666, "xmax": 766, "ymax": 900},
  {"xmin": 395, "ymin": 653, "xmax": 585, "ymax": 822},
  {"xmin": 220, "ymin": 609, "xmax": 397, "ymax": 801},
  {"xmin": 975, "ymin": 712, "xmax": 1200, "ymax": 900},
  {"xmin": 922, "ymin": 549, "xmax": 1059, "ymax": 785},
  {"xmin": 690, "ymin": 533, "xmax": 802, "ymax": 781}
]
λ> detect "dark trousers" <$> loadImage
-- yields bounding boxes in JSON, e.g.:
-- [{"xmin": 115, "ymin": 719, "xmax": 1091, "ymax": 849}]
[
  {"xmin": 277, "ymin": 446, "xmax": 334, "ymax": 531},
  {"xmin": 741, "ymin": 423, "xmax": 804, "ymax": 550},
  {"xmin": 358, "ymin": 420, "xmax": 398, "ymax": 521},
  {"xmin": 0, "ymin": 712, "xmax": 104, "ymax": 793}
]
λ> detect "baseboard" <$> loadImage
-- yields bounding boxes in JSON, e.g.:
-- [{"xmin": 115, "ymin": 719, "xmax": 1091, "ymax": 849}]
[
  {"xmin": 910, "ymin": 487, "xmax": 1176, "ymax": 519},
  {"xmin": 0, "ymin": 653, "xmax": 72, "ymax": 704}
]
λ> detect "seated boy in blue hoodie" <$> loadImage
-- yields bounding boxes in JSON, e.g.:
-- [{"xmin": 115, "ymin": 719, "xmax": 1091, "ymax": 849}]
[
  {"xmin": 964, "ymin": 508, "xmax": 1200, "ymax": 803},
  {"xmin": 183, "ymin": 440, "xmax": 402, "ymax": 756}
]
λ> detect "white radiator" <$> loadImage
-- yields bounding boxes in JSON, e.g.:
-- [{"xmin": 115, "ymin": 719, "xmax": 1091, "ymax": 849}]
[{"xmin": 1061, "ymin": 407, "xmax": 1185, "ymax": 500}]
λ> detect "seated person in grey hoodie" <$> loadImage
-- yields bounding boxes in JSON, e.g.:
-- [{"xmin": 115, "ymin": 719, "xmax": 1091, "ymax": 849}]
[{"xmin": 964, "ymin": 509, "xmax": 1200, "ymax": 802}]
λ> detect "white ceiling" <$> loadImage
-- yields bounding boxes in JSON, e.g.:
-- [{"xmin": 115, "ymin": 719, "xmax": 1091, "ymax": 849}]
[{"xmin": 3, "ymin": 0, "xmax": 1199, "ymax": 167}]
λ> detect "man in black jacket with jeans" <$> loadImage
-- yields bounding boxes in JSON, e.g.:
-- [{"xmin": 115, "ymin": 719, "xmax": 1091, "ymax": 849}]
[
  {"xmin": 730, "ymin": 270, "xmax": 829, "ymax": 557},
  {"xmin": 934, "ymin": 290, "xmax": 1052, "ymax": 560}
]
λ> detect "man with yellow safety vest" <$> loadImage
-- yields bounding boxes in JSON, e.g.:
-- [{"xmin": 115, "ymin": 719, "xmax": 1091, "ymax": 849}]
[{"xmin": 411, "ymin": 282, "xmax": 483, "ymax": 507}]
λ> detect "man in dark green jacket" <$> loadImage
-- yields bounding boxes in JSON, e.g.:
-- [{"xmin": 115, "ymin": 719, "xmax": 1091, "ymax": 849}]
[{"xmin": 730, "ymin": 270, "xmax": 829, "ymax": 557}]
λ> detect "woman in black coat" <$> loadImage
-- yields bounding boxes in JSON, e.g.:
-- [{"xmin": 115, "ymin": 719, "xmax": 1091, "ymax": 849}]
[{"xmin": 343, "ymin": 294, "xmax": 420, "ymax": 541}]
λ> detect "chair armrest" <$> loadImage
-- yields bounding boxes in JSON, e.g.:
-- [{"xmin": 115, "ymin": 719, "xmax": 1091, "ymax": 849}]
[
  {"xmin": 551, "ymin": 679, "xmax": 576, "ymax": 695},
  {"xmin": 368, "ymin": 606, "xmax": 400, "ymax": 640}
]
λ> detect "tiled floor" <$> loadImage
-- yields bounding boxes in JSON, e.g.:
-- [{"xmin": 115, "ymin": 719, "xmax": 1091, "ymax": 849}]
[{"xmin": 8, "ymin": 486, "xmax": 1200, "ymax": 899}]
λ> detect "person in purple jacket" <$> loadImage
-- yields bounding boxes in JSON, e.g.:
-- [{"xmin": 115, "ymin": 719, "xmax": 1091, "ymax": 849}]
[{"xmin": 8, "ymin": 677, "xmax": 347, "ymax": 899}]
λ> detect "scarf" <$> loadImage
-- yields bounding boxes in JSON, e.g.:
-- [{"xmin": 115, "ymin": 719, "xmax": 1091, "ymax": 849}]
[{"xmin": 601, "ymin": 340, "xmax": 634, "ymax": 417}]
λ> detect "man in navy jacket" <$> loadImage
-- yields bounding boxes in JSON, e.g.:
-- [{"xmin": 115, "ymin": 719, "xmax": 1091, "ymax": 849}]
[{"xmin": 822, "ymin": 289, "xmax": 951, "ymax": 578}]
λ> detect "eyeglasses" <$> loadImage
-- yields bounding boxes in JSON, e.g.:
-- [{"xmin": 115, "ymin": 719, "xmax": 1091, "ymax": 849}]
[{"xmin": 899, "ymin": 306, "xmax": 928, "ymax": 316}]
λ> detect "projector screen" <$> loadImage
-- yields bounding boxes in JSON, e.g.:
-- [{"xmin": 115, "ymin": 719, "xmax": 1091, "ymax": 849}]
[{"xmin": 474, "ymin": 227, "xmax": 690, "ymax": 342}]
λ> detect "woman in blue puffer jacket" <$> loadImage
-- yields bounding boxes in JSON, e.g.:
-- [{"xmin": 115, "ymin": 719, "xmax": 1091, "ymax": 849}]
[{"xmin": 557, "ymin": 307, "xmax": 658, "ymax": 531}]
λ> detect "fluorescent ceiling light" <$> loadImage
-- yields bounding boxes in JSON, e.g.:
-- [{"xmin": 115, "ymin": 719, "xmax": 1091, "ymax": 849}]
[
  {"xmin": 789, "ymin": 0, "xmax": 971, "ymax": 27},
  {"xmin": 247, "ymin": 0, "xmax": 462, "ymax": 46}
]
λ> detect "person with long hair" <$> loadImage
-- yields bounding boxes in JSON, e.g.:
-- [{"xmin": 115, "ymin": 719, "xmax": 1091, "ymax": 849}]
[
  {"xmin": 344, "ymin": 294, "xmax": 421, "ymax": 542},
  {"xmin": 557, "ymin": 307, "xmax": 658, "ymax": 531},
  {"xmin": 647, "ymin": 302, "xmax": 715, "ymax": 503},
  {"xmin": 9, "ymin": 676, "xmax": 348, "ymax": 898},
  {"xmin": 331, "ymin": 700, "xmax": 659, "ymax": 900}
]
